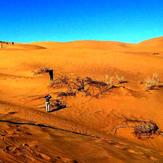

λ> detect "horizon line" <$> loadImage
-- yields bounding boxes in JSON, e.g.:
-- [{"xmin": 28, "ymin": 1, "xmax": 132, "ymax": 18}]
[{"xmin": 1, "ymin": 36, "xmax": 163, "ymax": 44}]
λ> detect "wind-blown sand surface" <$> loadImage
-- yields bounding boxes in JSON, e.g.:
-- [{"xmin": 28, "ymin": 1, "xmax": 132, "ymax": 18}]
[{"xmin": 0, "ymin": 37, "xmax": 163, "ymax": 162}]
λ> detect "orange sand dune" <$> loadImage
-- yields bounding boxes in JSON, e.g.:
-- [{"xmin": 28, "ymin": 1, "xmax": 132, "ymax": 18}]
[
  {"xmin": 138, "ymin": 37, "xmax": 163, "ymax": 47},
  {"xmin": 33, "ymin": 40, "xmax": 133, "ymax": 50},
  {"xmin": 0, "ymin": 37, "xmax": 163, "ymax": 162}
]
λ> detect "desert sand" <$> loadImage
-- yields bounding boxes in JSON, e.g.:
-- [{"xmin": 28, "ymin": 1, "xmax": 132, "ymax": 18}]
[{"xmin": 0, "ymin": 37, "xmax": 163, "ymax": 162}]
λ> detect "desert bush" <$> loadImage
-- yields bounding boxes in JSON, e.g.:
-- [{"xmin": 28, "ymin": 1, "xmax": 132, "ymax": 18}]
[
  {"xmin": 105, "ymin": 75, "xmax": 114, "ymax": 86},
  {"xmin": 104, "ymin": 74, "xmax": 127, "ymax": 87},
  {"xmin": 112, "ymin": 114, "xmax": 163, "ymax": 139},
  {"xmin": 144, "ymin": 73, "xmax": 163, "ymax": 90},
  {"xmin": 50, "ymin": 98, "xmax": 67, "ymax": 110},
  {"xmin": 115, "ymin": 74, "xmax": 127, "ymax": 84},
  {"xmin": 84, "ymin": 77, "xmax": 109, "ymax": 97},
  {"xmin": 34, "ymin": 67, "xmax": 53, "ymax": 75},
  {"xmin": 50, "ymin": 75, "xmax": 110, "ymax": 97},
  {"xmin": 57, "ymin": 91, "xmax": 76, "ymax": 97},
  {"xmin": 50, "ymin": 74, "xmax": 128, "ymax": 97},
  {"xmin": 49, "ymin": 75, "xmax": 70, "ymax": 88}
]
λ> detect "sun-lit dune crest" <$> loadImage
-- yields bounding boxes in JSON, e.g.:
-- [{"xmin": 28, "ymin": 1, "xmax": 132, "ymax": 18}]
[
  {"xmin": 138, "ymin": 36, "xmax": 163, "ymax": 45},
  {"xmin": 32, "ymin": 41, "xmax": 61, "ymax": 48},
  {"xmin": 137, "ymin": 36, "xmax": 163, "ymax": 51},
  {"xmin": 32, "ymin": 40, "xmax": 134, "ymax": 50}
]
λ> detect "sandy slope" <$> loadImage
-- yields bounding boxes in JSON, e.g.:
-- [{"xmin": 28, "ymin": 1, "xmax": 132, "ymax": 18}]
[{"xmin": 0, "ymin": 37, "xmax": 163, "ymax": 162}]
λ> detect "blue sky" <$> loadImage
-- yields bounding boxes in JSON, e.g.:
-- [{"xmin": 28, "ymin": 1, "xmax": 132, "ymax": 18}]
[{"xmin": 0, "ymin": 0, "xmax": 163, "ymax": 43}]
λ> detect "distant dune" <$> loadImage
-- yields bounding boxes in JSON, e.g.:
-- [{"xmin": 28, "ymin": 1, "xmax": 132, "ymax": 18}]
[
  {"xmin": 1, "ymin": 36, "xmax": 163, "ymax": 51},
  {"xmin": 32, "ymin": 40, "xmax": 135, "ymax": 52},
  {"xmin": 137, "ymin": 36, "xmax": 163, "ymax": 51},
  {"xmin": 0, "ymin": 43, "xmax": 46, "ymax": 50},
  {"xmin": 32, "ymin": 37, "xmax": 163, "ymax": 52},
  {"xmin": 138, "ymin": 36, "xmax": 163, "ymax": 45}
]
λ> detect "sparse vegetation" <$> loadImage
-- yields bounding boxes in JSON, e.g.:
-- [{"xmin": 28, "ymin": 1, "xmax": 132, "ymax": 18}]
[
  {"xmin": 104, "ymin": 75, "xmax": 114, "ymax": 86},
  {"xmin": 34, "ymin": 67, "xmax": 53, "ymax": 75},
  {"xmin": 34, "ymin": 67, "xmax": 54, "ymax": 80},
  {"xmin": 49, "ymin": 74, "xmax": 70, "ymax": 88},
  {"xmin": 104, "ymin": 74, "xmax": 127, "ymax": 87},
  {"xmin": 50, "ymin": 74, "xmax": 127, "ymax": 98},
  {"xmin": 57, "ymin": 91, "xmax": 76, "ymax": 97},
  {"xmin": 112, "ymin": 114, "xmax": 163, "ymax": 139},
  {"xmin": 115, "ymin": 74, "xmax": 127, "ymax": 84},
  {"xmin": 50, "ymin": 98, "xmax": 67, "ymax": 111},
  {"xmin": 144, "ymin": 73, "xmax": 163, "ymax": 90}
]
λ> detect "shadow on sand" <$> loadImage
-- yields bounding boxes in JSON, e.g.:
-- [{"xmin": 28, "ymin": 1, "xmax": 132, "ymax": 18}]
[{"xmin": 48, "ymin": 104, "xmax": 67, "ymax": 113}]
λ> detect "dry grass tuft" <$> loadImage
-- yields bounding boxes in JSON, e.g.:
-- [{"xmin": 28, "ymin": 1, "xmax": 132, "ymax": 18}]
[
  {"xmin": 115, "ymin": 74, "xmax": 127, "ymax": 84},
  {"xmin": 104, "ymin": 74, "xmax": 127, "ymax": 87},
  {"xmin": 144, "ymin": 73, "xmax": 163, "ymax": 90}
]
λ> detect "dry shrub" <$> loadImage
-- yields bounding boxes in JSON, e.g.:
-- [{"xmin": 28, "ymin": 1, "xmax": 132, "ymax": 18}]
[
  {"xmin": 50, "ymin": 74, "xmax": 128, "ymax": 98},
  {"xmin": 49, "ymin": 75, "xmax": 70, "ymax": 88},
  {"xmin": 50, "ymin": 75, "xmax": 111, "ymax": 97},
  {"xmin": 83, "ymin": 77, "xmax": 109, "ymax": 97},
  {"xmin": 144, "ymin": 73, "xmax": 163, "ymax": 90},
  {"xmin": 50, "ymin": 98, "xmax": 67, "ymax": 110},
  {"xmin": 115, "ymin": 74, "xmax": 127, "ymax": 84},
  {"xmin": 104, "ymin": 74, "xmax": 127, "ymax": 87},
  {"xmin": 57, "ymin": 91, "xmax": 76, "ymax": 97},
  {"xmin": 105, "ymin": 75, "xmax": 114, "ymax": 86},
  {"xmin": 34, "ymin": 67, "xmax": 53, "ymax": 75},
  {"xmin": 112, "ymin": 115, "xmax": 163, "ymax": 139}
]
